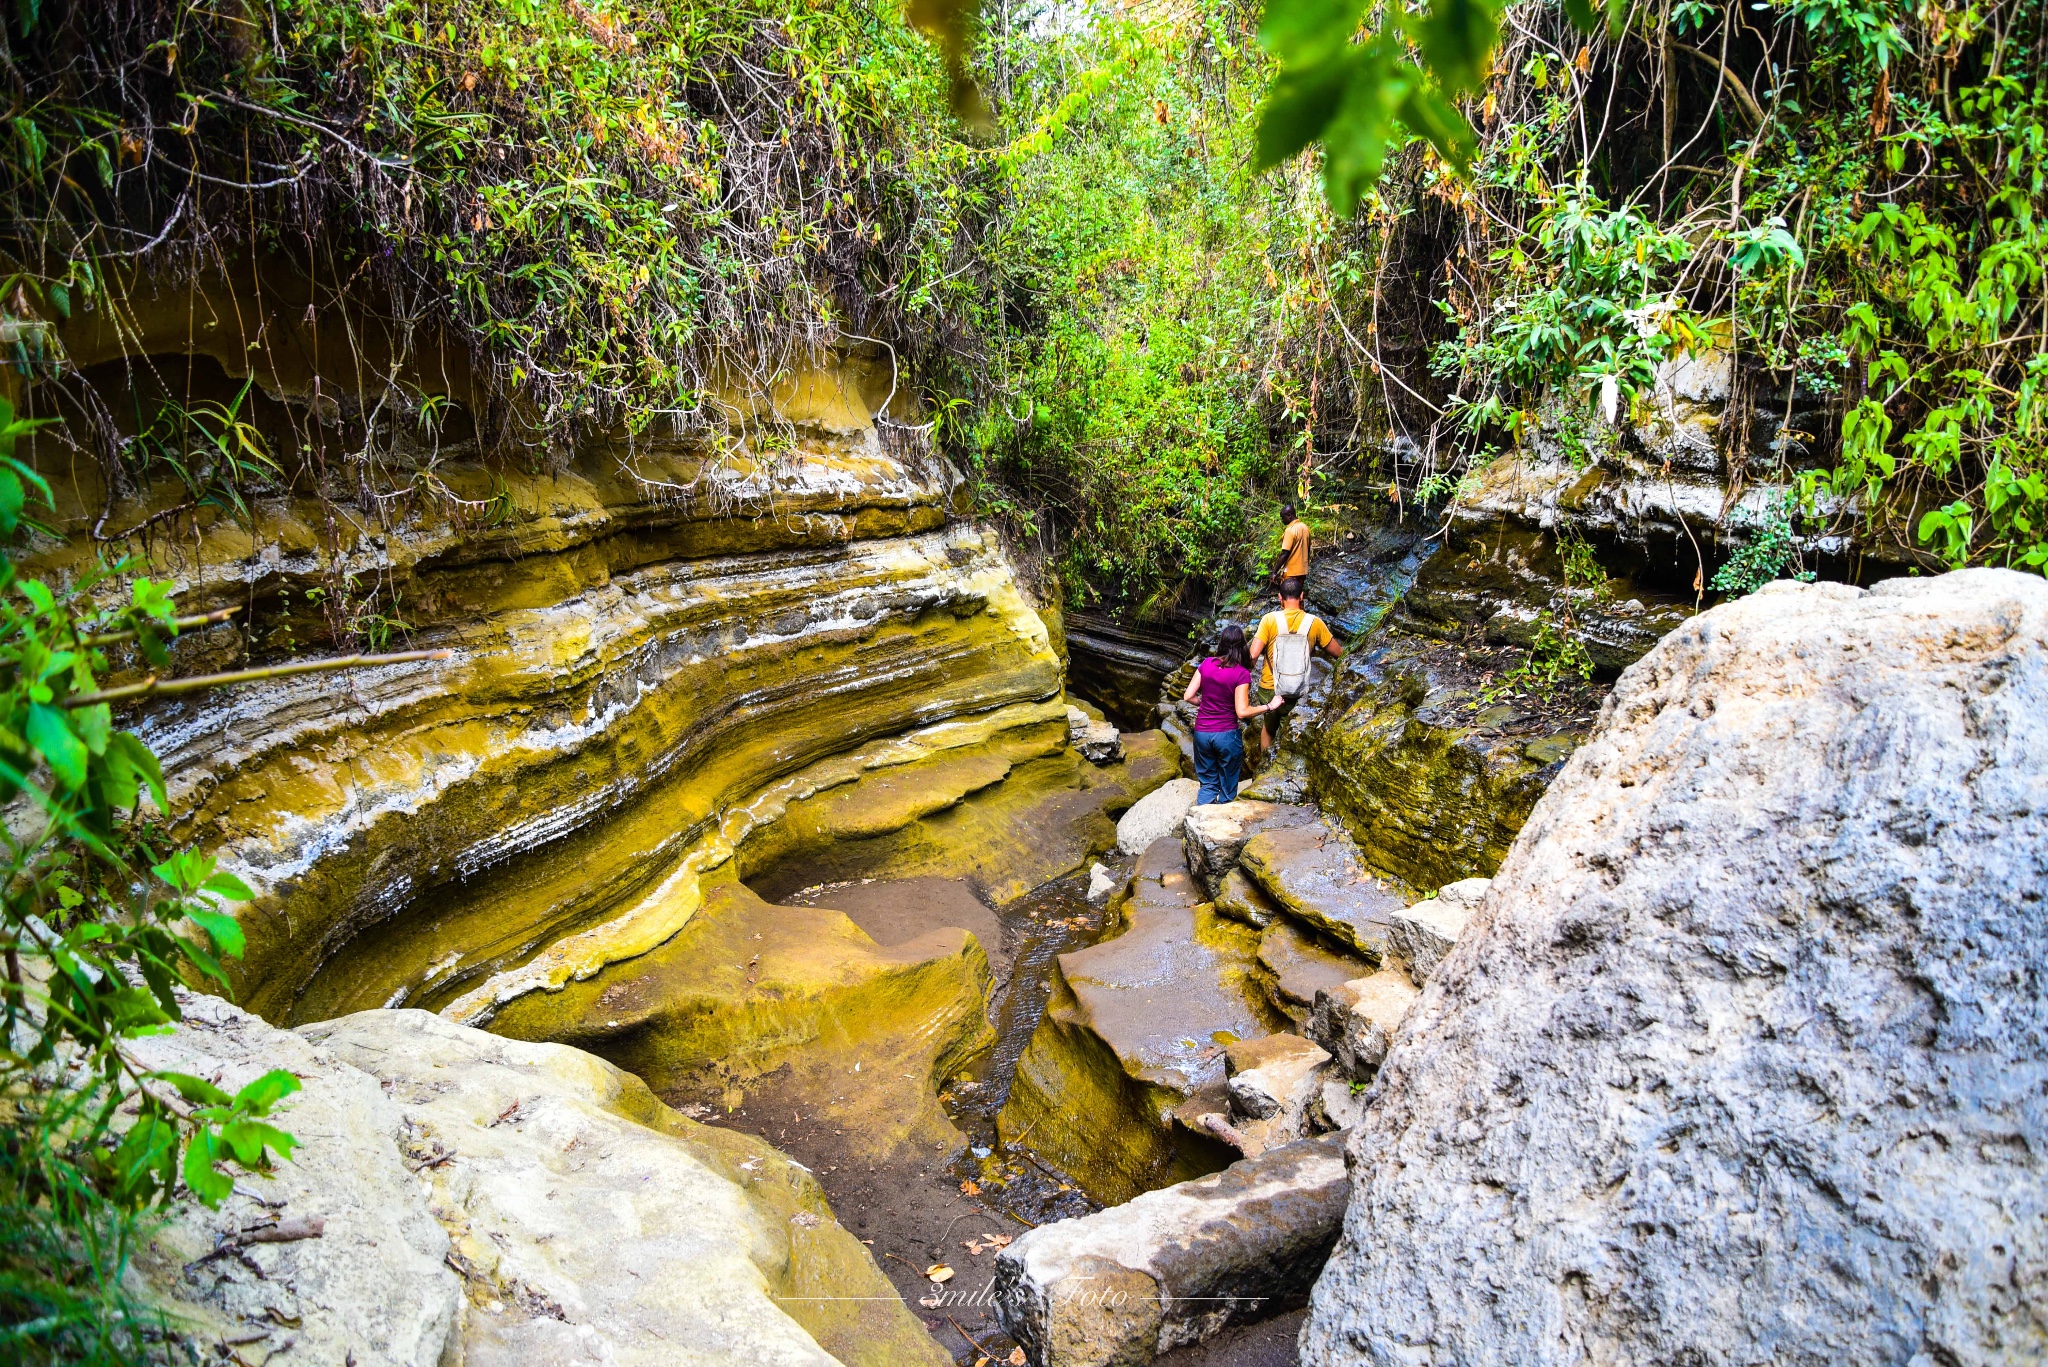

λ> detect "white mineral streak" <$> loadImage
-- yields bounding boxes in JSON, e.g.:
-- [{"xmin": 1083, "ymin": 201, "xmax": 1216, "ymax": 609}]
[
  {"xmin": 441, "ymin": 697, "xmax": 1064, "ymax": 1024},
  {"xmin": 140, "ymin": 522, "xmax": 1040, "ymax": 906}
]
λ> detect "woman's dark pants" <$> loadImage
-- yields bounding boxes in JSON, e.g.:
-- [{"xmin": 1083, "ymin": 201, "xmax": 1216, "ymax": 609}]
[{"xmin": 1193, "ymin": 727, "xmax": 1246, "ymax": 805}]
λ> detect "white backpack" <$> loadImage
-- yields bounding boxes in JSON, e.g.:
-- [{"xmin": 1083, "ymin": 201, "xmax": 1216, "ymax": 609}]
[{"xmin": 1268, "ymin": 611, "xmax": 1318, "ymax": 697}]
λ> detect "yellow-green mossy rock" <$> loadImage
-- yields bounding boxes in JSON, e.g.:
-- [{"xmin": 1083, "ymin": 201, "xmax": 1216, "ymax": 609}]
[
  {"xmin": 745, "ymin": 727, "xmax": 1182, "ymax": 904},
  {"xmin": 999, "ymin": 839, "xmax": 1286, "ymax": 1206},
  {"xmin": 487, "ymin": 879, "xmax": 994, "ymax": 1162},
  {"xmin": 1302, "ymin": 631, "xmax": 1595, "ymax": 892}
]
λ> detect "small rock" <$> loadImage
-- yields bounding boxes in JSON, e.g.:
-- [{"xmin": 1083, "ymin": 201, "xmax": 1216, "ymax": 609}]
[
  {"xmin": 1225, "ymin": 1034, "xmax": 1330, "ymax": 1122},
  {"xmin": 1066, "ymin": 705, "xmax": 1124, "ymax": 765},
  {"xmin": 1116, "ymin": 778, "xmax": 1200, "ymax": 856},
  {"xmin": 1210, "ymin": 868, "xmax": 1278, "ymax": 928},
  {"xmin": 1085, "ymin": 862, "xmax": 1116, "ymax": 903},
  {"xmin": 1310, "ymin": 1074, "xmax": 1367, "ymax": 1133},
  {"xmin": 1386, "ymin": 878, "xmax": 1490, "ymax": 986},
  {"xmin": 1306, "ymin": 970, "xmax": 1418, "ymax": 1081}
]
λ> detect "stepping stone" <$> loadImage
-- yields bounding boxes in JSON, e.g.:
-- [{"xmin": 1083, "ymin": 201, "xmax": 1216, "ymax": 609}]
[
  {"xmin": 1238, "ymin": 823, "xmax": 1408, "ymax": 959},
  {"xmin": 993, "ymin": 1134, "xmax": 1349, "ymax": 1367},
  {"xmin": 1182, "ymin": 800, "xmax": 1319, "ymax": 892},
  {"xmin": 1256, "ymin": 920, "xmax": 1375, "ymax": 1026},
  {"xmin": 1386, "ymin": 876, "xmax": 1490, "ymax": 985},
  {"xmin": 1001, "ymin": 838, "xmax": 1272, "ymax": 1205},
  {"xmin": 1306, "ymin": 969, "xmax": 1419, "ymax": 1082}
]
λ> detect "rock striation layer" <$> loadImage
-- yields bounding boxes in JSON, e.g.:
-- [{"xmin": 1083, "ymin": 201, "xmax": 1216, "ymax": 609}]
[{"xmin": 1302, "ymin": 570, "xmax": 2048, "ymax": 1366}]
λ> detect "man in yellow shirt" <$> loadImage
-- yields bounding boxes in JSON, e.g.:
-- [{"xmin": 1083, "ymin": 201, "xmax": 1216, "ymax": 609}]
[
  {"xmin": 1268, "ymin": 504, "xmax": 1311, "ymax": 589},
  {"xmin": 1248, "ymin": 576, "xmax": 1344, "ymax": 763}
]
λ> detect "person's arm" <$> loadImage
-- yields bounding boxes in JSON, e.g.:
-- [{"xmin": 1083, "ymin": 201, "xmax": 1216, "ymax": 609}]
[
  {"xmin": 1250, "ymin": 622, "xmax": 1270, "ymax": 663},
  {"xmin": 1182, "ymin": 669, "xmax": 1204, "ymax": 704},
  {"xmin": 1267, "ymin": 525, "xmax": 1300, "ymax": 582},
  {"xmin": 1315, "ymin": 620, "xmax": 1345, "ymax": 659},
  {"xmin": 1233, "ymin": 682, "xmax": 1269, "ymax": 719}
]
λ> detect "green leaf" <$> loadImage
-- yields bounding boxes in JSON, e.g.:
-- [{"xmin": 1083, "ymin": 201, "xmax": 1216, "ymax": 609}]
[
  {"xmin": 153, "ymin": 1070, "xmax": 232, "ymax": 1108},
  {"xmin": 1415, "ymin": 0, "xmax": 1499, "ymax": 94},
  {"xmin": 183, "ymin": 1127, "xmax": 234, "ymax": 1206},
  {"xmin": 1562, "ymin": 0, "xmax": 1599, "ymax": 32},
  {"xmin": 218, "ymin": 1118, "xmax": 298, "ymax": 1169},
  {"xmin": 185, "ymin": 905, "xmax": 246, "ymax": 961},
  {"xmin": 27, "ymin": 702, "xmax": 86, "ymax": 789},
  {"xmin": 231, "ymin": 1068, "xmax": 302, "ymax": 1114},
  {"xmin": 1321, "ymin": 50, "xmax": 1407, "ymax": 215},
  {"xmin": 201, "ymin": 870, "xmax": 256, "ymax": 901},
  {"xmin": 1253, "ymin": 52, "xmax": 1355, "ymax": 171},
  {"xmin": 109, "ymin": 731, "xmax": 166, "ymax": 810},
  {"xmin": 72, "ymin": 702, "xmax": 111, "ymax": 757},
  {"xmin": 1258, "ymin": 0, "xmax": 1370, "ymax": 67},
  {"xmin": 153, "ymin": 849, "xmax": 211, "ymax": 895},
  {"xmin": 0, "ymin": 469, "xmax": 22, "ymax": 537}
]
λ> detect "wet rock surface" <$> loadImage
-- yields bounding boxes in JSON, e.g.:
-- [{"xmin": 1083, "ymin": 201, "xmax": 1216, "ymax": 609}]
[
  {"xmin": 995, "ymin": 1135, "xmax": 1348, "ymax": 1367},
  {"xmin": 1303, "ymin": 570, "xmax": 2048, "ymax": 1367},
  {"xmin": 999, "ymin": 838, "xmax": 1279, "ymax": 1205},
  {"xmin": 1236, "ymin": 826, "xmax": 1405, "ymax": 961}
]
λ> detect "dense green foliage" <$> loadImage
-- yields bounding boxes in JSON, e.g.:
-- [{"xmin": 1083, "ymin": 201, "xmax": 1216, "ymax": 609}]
[
  {"xmin": 1415, "ymin": 0, "xmax": 2048, "ymax": 574},
  {"xmin": 0, "ymin": 399, "xmax": 305, "ymax": 1363}
]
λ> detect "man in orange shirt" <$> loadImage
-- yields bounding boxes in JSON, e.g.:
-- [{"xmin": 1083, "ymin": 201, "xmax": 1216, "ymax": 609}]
[
  {"xmin": 1248, "ymin": 576, "xmax": 1343, "ymax": 763},
  {"xmin": 1269, "ymin": 504, "xmax": 1311, "ymax": 589}
]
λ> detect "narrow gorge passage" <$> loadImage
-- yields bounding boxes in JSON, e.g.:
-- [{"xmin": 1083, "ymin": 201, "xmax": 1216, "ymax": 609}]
[{"xmin": 709, "ymin": 869, "xmax": 1125, "ymax": 1364}]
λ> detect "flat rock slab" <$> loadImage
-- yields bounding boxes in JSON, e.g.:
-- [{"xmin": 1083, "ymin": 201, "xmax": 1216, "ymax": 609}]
[
  {"xmin": 1238, "ymin": 824, "xmax": 1407, "ymax": 960},
  {"xmin": 1182, "ymin": 801, "xmax": 1319, "ymax": 892},
  {"xmin": 1256, "ymin": 921, "xmax": 1375, "ymax": 1026},
  {"xmin": 994, "ymin": 1134, "xmax": 1349, "ymax": 1367},
  {"xmin": 1059, "ymin": 891, "xmax": 1268, "ymax": 1100},
  {"xmin": 1001, "ymin": 838, "xmax": 1276, "ymax": 1204}
]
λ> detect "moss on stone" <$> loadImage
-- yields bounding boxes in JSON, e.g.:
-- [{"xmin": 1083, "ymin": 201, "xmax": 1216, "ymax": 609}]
[{"xmin": 489, "ymin": 879, "xmax": 994, "ymax": 1162}]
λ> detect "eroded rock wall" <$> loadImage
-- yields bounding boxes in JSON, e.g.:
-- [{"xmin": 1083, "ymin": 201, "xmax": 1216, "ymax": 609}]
[{"xmin": 18, "ymin": 264, "xmax": 1107, "ymax": 1040}]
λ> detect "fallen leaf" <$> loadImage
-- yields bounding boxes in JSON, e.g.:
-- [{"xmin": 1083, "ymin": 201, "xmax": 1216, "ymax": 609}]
[
  {"xmin": 926, "ymin": 1263, "xmax": 955, "ymax": 1283},
  {"xmin": 987, "ymin": 1233, "xmax": 1011, "ymax": 1248},
  {"xmin": 1009, "ymin": 1349, "xmax": 1027, "ymax": 1366},
  {"xmin": 960, "ymin": 1179, "xmax": 981, "ymax": 1196}
]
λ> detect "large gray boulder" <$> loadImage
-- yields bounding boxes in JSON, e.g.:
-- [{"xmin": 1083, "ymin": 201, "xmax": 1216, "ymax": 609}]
[{"xmin": 1302, "ymin": 571, "xmax": 2048, "ymax": 1366}]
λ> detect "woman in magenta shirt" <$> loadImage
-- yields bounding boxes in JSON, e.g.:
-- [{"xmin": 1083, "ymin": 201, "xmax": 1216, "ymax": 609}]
[{"xmin": 1181, "ymin": 623, "xmax": 1274, "ymax": 805}]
